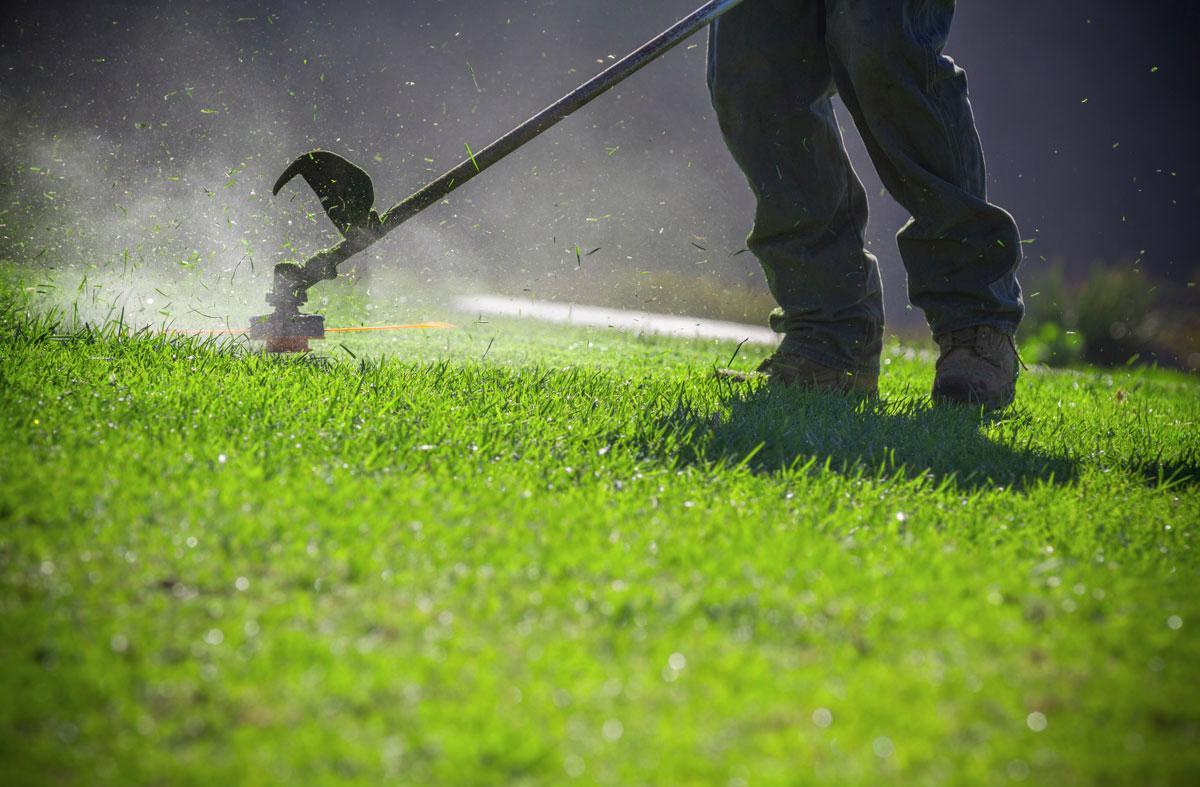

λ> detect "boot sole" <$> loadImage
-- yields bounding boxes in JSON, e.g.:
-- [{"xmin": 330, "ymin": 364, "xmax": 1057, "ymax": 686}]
[{"xmin": 932, "ymin": 383, "xmax": 1015, "ymax": 411}]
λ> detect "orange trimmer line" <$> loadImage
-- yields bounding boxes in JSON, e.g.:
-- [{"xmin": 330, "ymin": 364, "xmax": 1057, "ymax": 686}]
[
  {"xmin": 327, "ymin": 322, "xmax": 456, "ymax": 333},
  {"xmin": 173, "ymin": 322, "xmax": 456, "ymax": 337}
]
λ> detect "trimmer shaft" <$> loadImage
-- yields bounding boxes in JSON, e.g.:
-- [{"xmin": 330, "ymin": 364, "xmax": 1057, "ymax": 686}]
[{"xmin": 254, "ymin": 0, "xmax": 746, "ymax": 352}]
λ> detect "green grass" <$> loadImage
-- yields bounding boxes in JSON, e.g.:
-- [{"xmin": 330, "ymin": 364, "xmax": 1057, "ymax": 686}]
[{"xmin": 1, "ymin": 289, "xmax": 1198, "ymax": 786}]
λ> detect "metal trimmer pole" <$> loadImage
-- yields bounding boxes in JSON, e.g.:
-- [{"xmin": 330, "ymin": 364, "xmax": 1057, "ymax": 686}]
[{"xmin": 278, "ymin": 0, "xmax": 746, "ymax": 304}]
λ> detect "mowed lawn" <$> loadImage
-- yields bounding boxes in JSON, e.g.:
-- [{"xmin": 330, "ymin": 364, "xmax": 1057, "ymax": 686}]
[{"xmin": 1, "ymin": 295, "xmax": 1198, "ymax": 786}]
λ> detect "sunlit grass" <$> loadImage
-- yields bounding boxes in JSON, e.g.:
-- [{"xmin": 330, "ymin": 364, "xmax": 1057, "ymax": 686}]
[{"xmin": 1, "ymin": 288, "xmax": 1198, "ymax": 784}]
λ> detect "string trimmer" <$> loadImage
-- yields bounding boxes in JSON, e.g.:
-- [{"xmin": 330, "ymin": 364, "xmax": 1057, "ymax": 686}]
[{"xmin": 251, "ymin": 0, "xmax": 744, "ymax": 352}]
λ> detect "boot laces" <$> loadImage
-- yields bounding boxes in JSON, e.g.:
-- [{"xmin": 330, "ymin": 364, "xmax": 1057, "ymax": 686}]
[{"xmin": 941, "ymin": 328, "xmax": 1027, "ymax": 370}]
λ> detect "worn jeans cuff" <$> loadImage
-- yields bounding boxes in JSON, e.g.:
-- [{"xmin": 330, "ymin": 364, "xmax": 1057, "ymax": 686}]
[{"xmin": 930, "ymin": 315, "xmax": 1020, "ymax": 340}]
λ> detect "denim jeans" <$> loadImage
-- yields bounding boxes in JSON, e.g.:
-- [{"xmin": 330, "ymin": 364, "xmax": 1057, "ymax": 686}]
[{"xmin": 708, "ymin": 0, "xmax": 1023, "ymax": 373}]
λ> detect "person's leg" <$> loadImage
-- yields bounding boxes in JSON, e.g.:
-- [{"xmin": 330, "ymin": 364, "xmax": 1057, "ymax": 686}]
[
  {"xmin": 708, "ymin": 0, "xmax": 884, "ymax": 375},
  {"xmin": 823, "ymin": 0, "xmax": 1023, "ymax": 337}
]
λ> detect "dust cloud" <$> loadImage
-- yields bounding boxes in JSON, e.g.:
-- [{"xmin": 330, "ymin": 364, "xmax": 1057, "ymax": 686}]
[{"xmin": 2, "ymin": 0, "xmax": 1196, "ymax": 335}]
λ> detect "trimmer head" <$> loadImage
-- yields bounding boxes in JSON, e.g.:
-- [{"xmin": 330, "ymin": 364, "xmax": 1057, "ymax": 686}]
[
  {"xmin": 250, "ymin": 260, "xmax": 326, "ymax": 353},
  {"xmin": 249, "ymin": 310, "xmax": 325, "ymax": 353}
]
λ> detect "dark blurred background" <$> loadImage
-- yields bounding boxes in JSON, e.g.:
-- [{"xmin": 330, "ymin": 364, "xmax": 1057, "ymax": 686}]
[{"xmin": 2, "ymin": 0, "xmax": 1197, "ymax": 367}]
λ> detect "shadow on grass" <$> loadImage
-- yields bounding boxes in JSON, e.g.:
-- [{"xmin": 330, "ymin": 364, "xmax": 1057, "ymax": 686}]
[
  {"xmin": 1123, "ymin": 456, "xmax": 1200, "ymax": 491},
  {"xmin": 661, "ymin": 384, "xmax": 1080, "ymax": 491}
]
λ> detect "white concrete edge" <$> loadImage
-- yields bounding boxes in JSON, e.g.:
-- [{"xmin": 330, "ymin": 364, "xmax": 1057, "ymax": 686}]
[{"xmin": 454, "ymin": 294, "xmax": 779, "ymax": 346}]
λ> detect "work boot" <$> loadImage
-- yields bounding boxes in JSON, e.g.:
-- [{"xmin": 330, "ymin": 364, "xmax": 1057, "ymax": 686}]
[
  {"xmin": 932, "ymin": 325, "xmax": 1021, "ymax": 410},
  {"xmin": 719, "ymin": 352, "xmax": 878, "ymax": 396}
]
